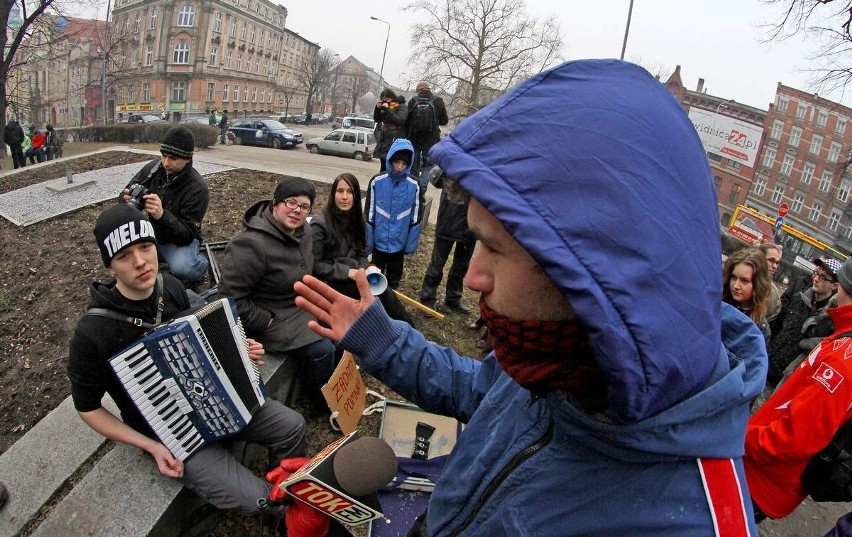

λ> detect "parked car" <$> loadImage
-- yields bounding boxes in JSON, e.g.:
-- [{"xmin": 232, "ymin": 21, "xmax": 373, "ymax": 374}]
[
  {"xmin": 306, "ymin": 128, "xmax": 376, "ymax": 160},
  {"xmin": 180, "ymin": 116, "xmax": 221, "ymax": 126},
  {"xmin": 127, "ymin": 114, "xmax": 165, "ymax": 123},
  {"xmin": 227, "ymin": 118, "xmax": 303, "ymax": 148},
  {"xmin": 341, "ymin": 116, "xmax": 376, "ymax": 130}
]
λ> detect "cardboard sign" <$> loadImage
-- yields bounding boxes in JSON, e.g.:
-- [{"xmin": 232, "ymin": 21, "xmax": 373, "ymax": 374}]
[{"xmin": 321, "ymin": 351, "xmax": 366, "ymax": 434}]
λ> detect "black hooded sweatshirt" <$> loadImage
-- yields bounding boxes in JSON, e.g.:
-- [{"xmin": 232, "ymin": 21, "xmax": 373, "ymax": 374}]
[{"xmin": 67, "ymin": 275, "xmax": 190, "ymax": 437}]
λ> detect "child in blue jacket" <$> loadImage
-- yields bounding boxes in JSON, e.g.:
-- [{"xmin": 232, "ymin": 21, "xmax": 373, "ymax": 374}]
[{"xmin": 364, "ymin": 139, "xmax": 423, "ymax": 288}]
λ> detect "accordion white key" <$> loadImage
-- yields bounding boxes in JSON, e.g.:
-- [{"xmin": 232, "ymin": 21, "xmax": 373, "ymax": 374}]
[{"xmin": 109, "ymin": 298, "xmax": 267, "ymax": 461}]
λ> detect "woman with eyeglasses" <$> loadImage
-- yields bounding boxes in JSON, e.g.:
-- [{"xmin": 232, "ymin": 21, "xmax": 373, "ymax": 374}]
[
  {"xmin": 723, "ymin": 247, "xmax": 772, "ymax": 346},
  {"xmin": 218, "ymin": 177, "xmax": 337, "ymax": 410},
  {"xmin": 310, "ymin": 173, "xmax": 415, "ymax": 327}
]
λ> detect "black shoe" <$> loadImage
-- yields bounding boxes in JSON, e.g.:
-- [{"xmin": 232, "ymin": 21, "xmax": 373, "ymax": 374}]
[
  {"xmin": 0, "ymin": 482, "xmax": 9, "ymax": 509},
  {"xmin": 445, "ymin": 301, "xmax": 471, "ymax": 315},
  {"xmin": 419, "ymin": 298, "xmax": 436, "ymax": 318}
]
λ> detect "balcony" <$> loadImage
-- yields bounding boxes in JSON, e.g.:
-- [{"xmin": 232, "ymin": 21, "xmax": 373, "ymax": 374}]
[{"xmin": 211, "ymin": 35, "xmax": 221, "ymax": 44}]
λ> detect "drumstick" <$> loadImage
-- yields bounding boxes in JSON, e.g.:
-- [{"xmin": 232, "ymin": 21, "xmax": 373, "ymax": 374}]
[{"xmin": 392, "ymin": 290, "xmax": 445, "ymax": 319}]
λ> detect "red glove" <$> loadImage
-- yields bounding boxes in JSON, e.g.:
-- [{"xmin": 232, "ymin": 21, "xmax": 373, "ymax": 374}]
[{"xmin": 266, "ymin": 458, "xmax": 331, "ymax": 537}]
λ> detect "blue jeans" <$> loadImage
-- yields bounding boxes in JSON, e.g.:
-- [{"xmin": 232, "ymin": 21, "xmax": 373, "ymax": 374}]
[
  {"xmin": 292, "ymin": 338, "xmax": 337, "ymax": 409},
  {"xmin": 159, "ymin": 239, "xmax": 209, "ymax": 281}
]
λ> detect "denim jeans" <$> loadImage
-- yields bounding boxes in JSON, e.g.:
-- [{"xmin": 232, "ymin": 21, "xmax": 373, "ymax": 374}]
[{"xmin": 159, "ymin": 239, "xmax": 209, "ymax": 281}]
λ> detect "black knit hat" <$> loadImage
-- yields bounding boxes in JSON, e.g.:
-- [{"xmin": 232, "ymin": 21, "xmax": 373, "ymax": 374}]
[
  {"xmin": 94, "ymin": 204, "xmax": 157, "ymax": 266},
  {"xmin": 160, "ymin": 126, "xmax": 195, "ymax": 159},
  {"xmin": 273, "ymin": 177, "xmax": 316, "ymax": 205}
]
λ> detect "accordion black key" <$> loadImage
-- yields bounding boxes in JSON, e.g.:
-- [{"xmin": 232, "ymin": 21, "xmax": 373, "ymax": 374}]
[{"xmin": 109, "ymin": 298, "xmax": 267, "ymax": 460}]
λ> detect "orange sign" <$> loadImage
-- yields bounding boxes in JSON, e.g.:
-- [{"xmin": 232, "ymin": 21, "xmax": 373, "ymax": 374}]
[{"xmin": 321, "ymin": 352, "xmax": 365, "ymax": 434}]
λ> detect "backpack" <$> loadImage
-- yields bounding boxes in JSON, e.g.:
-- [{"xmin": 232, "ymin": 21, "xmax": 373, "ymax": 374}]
[{"xmin": 409, "ymin": 95, "xmax": 437, "ymax": 136}]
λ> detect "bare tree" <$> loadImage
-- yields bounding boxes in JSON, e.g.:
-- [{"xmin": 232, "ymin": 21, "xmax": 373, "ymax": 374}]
[
  {"xmin": 404, "ymin": 0, "xmax": 564, "ymax": 118},
  {"xmin": 342, "ymin": 75, "xmax": 372, "ymax": 115},
  {"xmin": 295, "ymin": 48, "xmax": 337, "ymax": 121},
  {"xmin": 279, "ymin": 78, "xmax": 301, "ymax": 120},
  {"xmin": 761, "ymin": 0, "xmax": 852, "ymax": 92}
]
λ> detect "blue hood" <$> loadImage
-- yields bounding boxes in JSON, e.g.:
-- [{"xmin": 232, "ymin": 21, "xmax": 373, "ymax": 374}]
[
  {"xmin": 385, "ymin": 138, "xmax": 414, "ymax": 180},
  {"xmin": 431, "ymin": 60, "xmax": 761, "ymax": 423}
]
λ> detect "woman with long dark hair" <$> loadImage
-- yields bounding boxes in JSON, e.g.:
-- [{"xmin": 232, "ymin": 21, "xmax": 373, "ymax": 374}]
[
  {"xmin": 311, "ymin": 173, "xmax": 414, "ymax": 326},
  {"xmin": 723, "ymin": 247, "xmax": 772, "ymax": 345}
]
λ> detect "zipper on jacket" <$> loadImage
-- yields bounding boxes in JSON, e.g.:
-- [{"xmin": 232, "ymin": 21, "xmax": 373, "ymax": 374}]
[{"xmin": 448, "ymin": 420, "xmax": 555, "ymax": 536}]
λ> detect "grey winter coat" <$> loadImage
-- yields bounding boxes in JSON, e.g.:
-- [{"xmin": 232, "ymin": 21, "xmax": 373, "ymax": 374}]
[{"xmin": 218, "ymin": 200, "xmax": 321, "ymax": 353}]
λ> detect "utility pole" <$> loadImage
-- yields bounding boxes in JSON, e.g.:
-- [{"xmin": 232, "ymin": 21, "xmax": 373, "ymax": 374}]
[{"xmin": 100, "ymin": 0, "xmax": 112, "ymax": 124}]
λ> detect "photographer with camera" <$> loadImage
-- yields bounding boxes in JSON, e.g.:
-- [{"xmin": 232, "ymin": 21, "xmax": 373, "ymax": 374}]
[{"xmin": 119, "ymin": 126, "xmax": 209, "ymax": 288}]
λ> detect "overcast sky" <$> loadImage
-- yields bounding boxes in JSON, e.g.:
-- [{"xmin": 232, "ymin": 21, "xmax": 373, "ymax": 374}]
[
  {"xmin": 281, "ymin": 0, "xmax": 850, "ymax": 109},
  {"xmin": 73, "ymin": 0, "xmax": 851, "ymax": 109}
]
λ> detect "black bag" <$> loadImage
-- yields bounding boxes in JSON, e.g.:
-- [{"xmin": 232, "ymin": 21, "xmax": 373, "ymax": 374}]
[
  {"xmin": 409, "ymin": 95, "xmax": 437, "ymax": 136},
  {"xmin": 802, "ymin": 419, "xmax": 852, "ymax": 502}
]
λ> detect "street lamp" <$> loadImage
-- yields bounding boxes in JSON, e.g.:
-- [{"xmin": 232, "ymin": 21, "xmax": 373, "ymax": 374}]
[
  {"xmin": 370, "ymin": 16, "xmax": 390, "ymax": 96},
  {"xmin": 620, "ymin": 0, "xmax": 634, "ymax": 61},
  {"xmin": 101, "ymin": 0, "xmax": 113, "ymax": 124}
]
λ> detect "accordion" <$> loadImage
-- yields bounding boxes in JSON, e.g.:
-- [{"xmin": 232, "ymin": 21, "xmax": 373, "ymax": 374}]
[{"xmin": 109, "ymin": 298, "xmax": 267, "ymax": 461}]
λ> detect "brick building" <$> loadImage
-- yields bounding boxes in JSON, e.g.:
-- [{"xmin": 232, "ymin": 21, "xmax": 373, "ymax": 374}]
[{"xmin": 749, "ymin": 84, "xmax": 852, "ymax": 254}]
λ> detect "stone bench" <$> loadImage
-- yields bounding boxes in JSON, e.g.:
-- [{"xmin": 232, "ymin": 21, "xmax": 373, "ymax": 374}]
[{"xmin": 0, "ymin": 352, "xmax": 299, "ymax": 537}]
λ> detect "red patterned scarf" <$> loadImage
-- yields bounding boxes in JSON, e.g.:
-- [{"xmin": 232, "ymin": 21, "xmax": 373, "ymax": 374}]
[{"xmin": 479, "ymin": 296, "xmax": 609, "ymax": 413}]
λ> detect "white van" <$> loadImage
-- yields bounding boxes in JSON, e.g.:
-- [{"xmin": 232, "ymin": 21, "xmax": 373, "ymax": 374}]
[{"xmin": 341, "ymin": 116, "xmax": 376, "ymax": 130}]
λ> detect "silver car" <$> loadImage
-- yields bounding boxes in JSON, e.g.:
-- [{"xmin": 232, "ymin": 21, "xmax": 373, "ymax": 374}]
[{"xmin": 306, "ymin": 128, "xmax": 376, "ymax": 160}]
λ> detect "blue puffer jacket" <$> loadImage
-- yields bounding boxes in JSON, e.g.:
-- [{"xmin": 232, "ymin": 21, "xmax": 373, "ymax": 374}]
[
  {"xmin": 364, "ymin": 139, "xmax": 422, "ymax": 255},
  {"xmin": 342, "ymin": 59, "xmax": 767, "ymax": 536}
]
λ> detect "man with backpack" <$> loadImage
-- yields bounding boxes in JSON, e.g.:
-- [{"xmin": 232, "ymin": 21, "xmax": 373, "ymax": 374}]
[{"xmin": 405, "ymin": 81, "xmax": 448, "ymax": 189}]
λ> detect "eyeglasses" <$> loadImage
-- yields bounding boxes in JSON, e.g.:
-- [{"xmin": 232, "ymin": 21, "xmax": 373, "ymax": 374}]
[
  {"xmin": 813, "ymin": 270, "xmax": 835, "ymax": 283},
  {"xmin": 766, "ymin": 257, "xmax": 781, "ymax": 266},
  {"xmin": 282, "ymin": 199, "xmax": 311, "ymax": 214}
]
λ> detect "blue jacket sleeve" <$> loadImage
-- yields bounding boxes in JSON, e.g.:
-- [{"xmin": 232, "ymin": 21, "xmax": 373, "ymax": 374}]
[
  {"xmin": 404, "ymin": 181, "xmax": 423, "ymax": 255},
  {"xmin": 340, "ymin": 300, "xmax": 495, "ymax": 422}
]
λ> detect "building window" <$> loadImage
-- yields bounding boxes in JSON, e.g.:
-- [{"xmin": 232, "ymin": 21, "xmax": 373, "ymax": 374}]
[
  {"xmin": 810, "ymin": 134, "xmax": 823, "ymax": 156},
  {"xmin": 714, "ymin": 176, "xmax": 723, "ymax": 189},
  {"xmin": 243, "ymin": 86, "xmax": 249, "ymax": 101},
  {"xmin": 122, "ymin": 16, "xmax": 129, "ymax": 34},
  {"xmin": 173, "ymin": 41, "xmax": 190, "ymax": 64},
  {"xmin": 223, "ymin": 82, "xmax": 229, "ymax": 102},
  {"xmin": 727, "ymin": 184, "xmax": 742, "ymax": 205},
  {"xmin": 828, "ymin": 211, "xmax": 841, "ymax": 232},
  {"xmin": 133, "ymin": 12, "xmax": 140, "ymax": 33},
  {"xmin": 762, "ymin": 147, "xmax": 776, "ymax": 168},
  {"xmin": 145, "ymin": 44, "xmax": 153, "ymax": 66},
  {"xmin": 708, "ymin": 152, "xmax": 722, "ymax": 163},
  {"xmin": 226, "ymin": 50, "xmax": 233, "ymax": 68},
  {"xmin": 142, "ymin": 82, "xmax": 150, "ymax": 101},
  {"xmin": 780, "ymin": 154, "xmax": 794, "ymax": 176},
  {"xmin": 252, "ymin": 86, "xmax": 258, "ymax": 102},
  {"xmin": 771, "ymin": 120, "xmax": 784, "ymax": 140},
  {"xmin": 839, "ymin": 180, "xmax": 851, "ymax": 203},
  {"xmin": 828, "ymin": 141, "xmax": 842, "ymax": 163},
  {"xmin": 149, "ymin": 7, "xmax": 158, "ymax": 29},
  {"xmin": 778, "ymin": 98, "xmax": 788, "ymax": 112},
  {"xmin": 818, "ymin": 111, "xmax": 828, "ymax": 127},
  {"xmin": 801, "ymin": 162, "xmax": 815, "ymax": 184},
  {"xmin": 213, "ymin": 12, "xmax": 223, "ymax": 33},
  {"xmin": 240, "ymin": 22, "xmax": 247, "ymax": 40},
  {"xmin": 233, "ymin": 84, "xmax": 240, "ymax": 102},
  {"xmin": 247, "ymin": 57, "xmax": 252, "ymax": 72},
  {"xmin": 230, "ymin": 19, "xmax": 237, "ymax": 37},
  {"xmin": 753, "ymin": 176, "xmax": 767, "ymax": 196},
  {"xmin": 255, "ymin": 60, "xmax": 260, "ymax": 74},
  {"xmin": 772, "ymin": 185, "xmax": 785, "ymax": 204},
  {"xmin": 810, "ymin": 201, "xmax": 823, "ymax": 222},
  {"xmin": 728, "ymin": 160, "xmax": 741, "ymax": 171},
  {"xmin": 789, "ymin": 126, "xmax": 802, "ymax": 147},
  {"xmin": 250, "ymin": 26, "xmax": 256, "ymax": 44},
  {"xmin": 172, "ymin": 81, "xmax": 186, "ymax": 102},
  {"xmin": 792, "ymin": 193, "xmax": 804, "ymax": 213},
  {"xmin": 237, "ymin": 54, "xmax": 243, "ymax": 70},
  {"xmin": 796, "ymin": 103, "xmax": 807, "ymax": 120},
  {"xmin": 177, "ymin": 5, "xmax": 195, "ymax": 27},
  {"xmin": 207, "ymin": 82, "xmax": 215, "ymax": 102},
  {"xmin": 837, "ymin": 120, "xmax": 847, "ymax": 135},
  {"xmin": 820, "ymin": 170, "xmax": 833, "ymax": 192},
  {"xmin": 210, "ymin": 47, "xmax": 218, "ymax": 66}
]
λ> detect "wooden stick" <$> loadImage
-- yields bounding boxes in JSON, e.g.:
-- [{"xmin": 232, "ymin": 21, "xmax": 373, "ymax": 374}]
[{"xmin": 393, "ymin": 290, "xmax": 445, "ymax": 319}]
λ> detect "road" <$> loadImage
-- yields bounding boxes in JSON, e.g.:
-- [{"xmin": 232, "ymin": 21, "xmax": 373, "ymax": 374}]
[{"xmin": 198, "ymin": 124, "xmax": 441, "ymax": 224}]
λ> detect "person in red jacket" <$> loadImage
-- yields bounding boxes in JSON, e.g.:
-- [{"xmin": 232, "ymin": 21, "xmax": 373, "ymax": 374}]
[
  {"xmin": 26, "ymin": 128, "xmax": 45, "ymax": 164},
  {"xmin": 746, "ymin": 256, "xmax": 852, "ymax": 521}
]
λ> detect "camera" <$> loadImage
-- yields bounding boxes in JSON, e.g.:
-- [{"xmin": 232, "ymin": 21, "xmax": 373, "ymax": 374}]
[{"xmin": 126, "ymin": 183, "xmax": 148, "ymax": 210}]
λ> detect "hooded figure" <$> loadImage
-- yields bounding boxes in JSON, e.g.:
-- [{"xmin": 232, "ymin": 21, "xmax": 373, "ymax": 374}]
[
  {"xmin": 322, "ymin": 60, "xmax": 767, "ymax": 535},
  {"xmin": 364, "ymin": 138, "xmax": 422, "ymax": 288}
]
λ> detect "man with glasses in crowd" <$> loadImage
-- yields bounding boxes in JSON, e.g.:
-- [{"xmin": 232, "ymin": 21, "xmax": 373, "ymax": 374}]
[
  {"xmin": 759, "ymin": 243, "xmax": 784, "ymax": 323},
  {"xmin": 767, "ymin": 257, "xmax": 841, "ymax": 388}
]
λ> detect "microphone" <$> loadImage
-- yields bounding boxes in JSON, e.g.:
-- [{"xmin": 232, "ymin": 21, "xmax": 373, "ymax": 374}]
[{"xmin": 277, "ymin": 432, "xmax": 398, "ymax": 526}]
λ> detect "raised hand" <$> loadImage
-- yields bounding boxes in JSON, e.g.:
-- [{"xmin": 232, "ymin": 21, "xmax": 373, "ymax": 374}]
[{"xmin": 294, "ymin": 270, "xmax": 374, "ymax": 342}]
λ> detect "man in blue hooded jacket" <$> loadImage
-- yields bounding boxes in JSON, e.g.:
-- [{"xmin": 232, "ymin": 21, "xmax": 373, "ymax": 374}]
[
  {"xmin": 364, "ymin": 138, "xmax": 423, "ymax": 288},
  {"xmin": 292, "ymin": 60, "xmax": 767, "ymax": 536}
]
